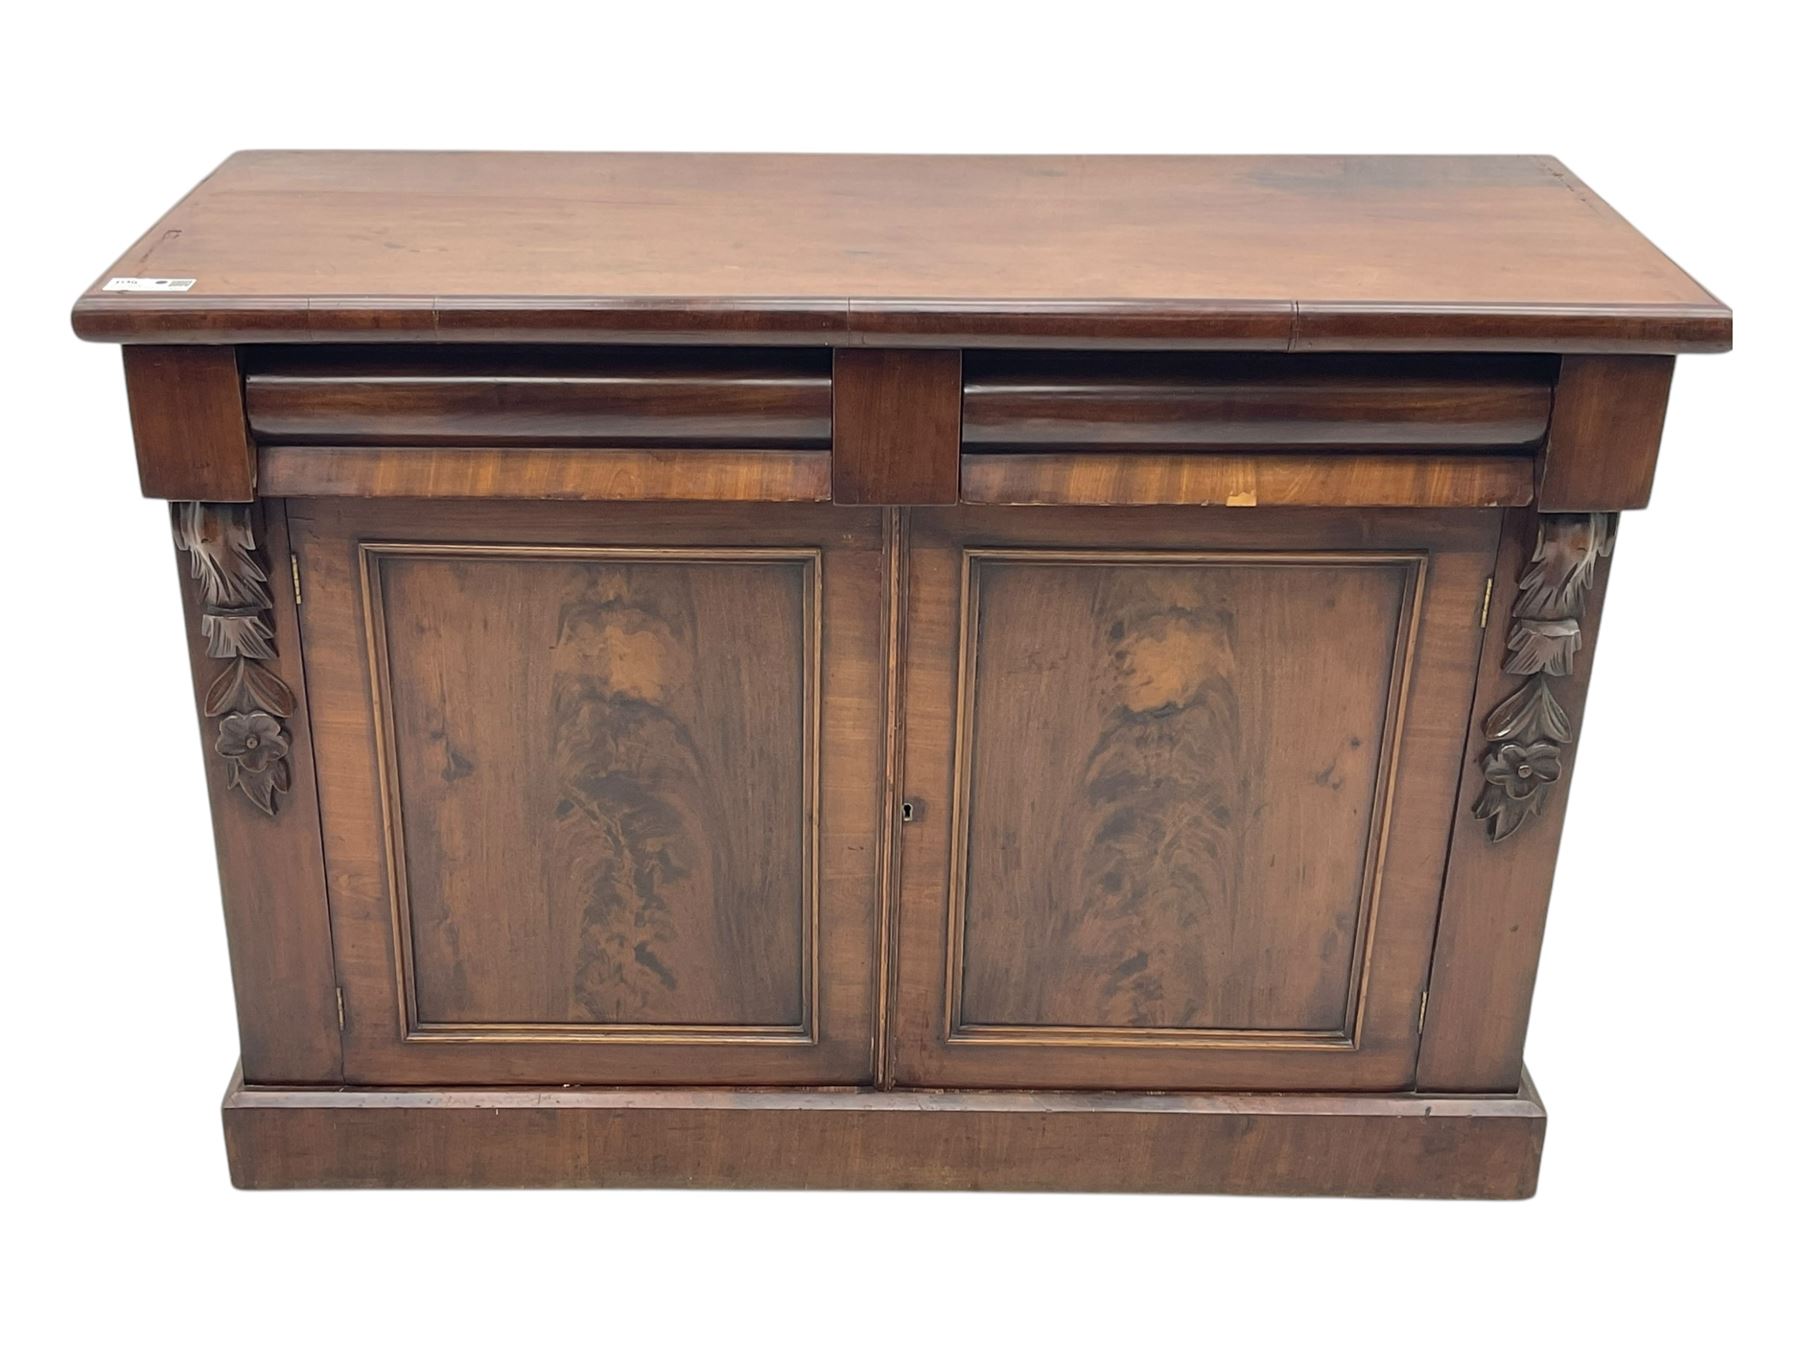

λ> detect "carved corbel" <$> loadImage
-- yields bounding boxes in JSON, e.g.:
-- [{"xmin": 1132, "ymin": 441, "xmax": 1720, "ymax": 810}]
[
  {"xmin": 1474, "ymin": 511, "xmax": 1616, "ymax": 841},
  {"xmin": 173, "ymin": 502, "xmax": 296, "ymax": 815}
]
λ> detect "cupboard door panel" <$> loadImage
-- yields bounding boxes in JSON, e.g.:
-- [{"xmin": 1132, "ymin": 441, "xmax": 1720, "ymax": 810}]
[
  {"xmin": 958, "ymin": 553, "xmax": 1405, "ymax": 1033},
  {"xmin": 892, "ymin": 508, "xmax": 1499, "ymax": 1092},
  {"xmin": 290, "ymin": 500, "xmax": 884, "ymax": 1086},
  {"xmin": 376, "ymin": 549, "xmax": 810, "ymax": 1031}
]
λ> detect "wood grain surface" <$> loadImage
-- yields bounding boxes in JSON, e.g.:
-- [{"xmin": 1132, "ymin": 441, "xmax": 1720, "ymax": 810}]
[
  {"xmin": 369, "ymin": 547, "xmax": 813, "ymax": 1030},
  {"xmin": 73, "ymin": 152, "xmax": 1729, "ymax": 351},
  {"xmin": 960, "ymin": 452, "xmax": 1533, "ymax": 508},
  {"xmin": 955, "ymin": 552, "xmax": 1410, "ymax": 1034},
  {"xmin": 258, "ymin": 446, "xmax": 831, "ymax": 501}
]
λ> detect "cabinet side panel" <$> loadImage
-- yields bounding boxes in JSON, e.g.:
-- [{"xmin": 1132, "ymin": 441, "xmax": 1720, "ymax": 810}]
[
  {"xmin": 1417, "ymin": 509, "xmax": 1615, "ymax": 1091},
  {"xmin": 174, "ymin": 502, "xmax": 341, "ymax": 1083}
]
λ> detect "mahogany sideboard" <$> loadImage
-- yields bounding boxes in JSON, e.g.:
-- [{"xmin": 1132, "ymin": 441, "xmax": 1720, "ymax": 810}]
[{"xmin": 74, "ymin": 153, "xmax": 1729, "ymax": 1195}]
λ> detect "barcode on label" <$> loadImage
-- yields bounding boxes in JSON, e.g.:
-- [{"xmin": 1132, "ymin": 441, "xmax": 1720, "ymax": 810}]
[{"xmin": 103, "ymin": 277, "xmax": 196, "ymax": 293}]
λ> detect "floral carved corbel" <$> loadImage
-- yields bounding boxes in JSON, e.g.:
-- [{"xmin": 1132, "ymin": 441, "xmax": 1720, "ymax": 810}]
[
  {"xmin": 1473, "ymin": 511, "xmax": 1617, "ymax": 841},
  {"xmin": 173, "ymin": 502, "xmax": 296, "ymax": 815}
]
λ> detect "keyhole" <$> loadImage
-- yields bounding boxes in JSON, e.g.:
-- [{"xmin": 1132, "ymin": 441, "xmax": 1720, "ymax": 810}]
[{"xmin": 900, "ymin": 800, "xmax": 917, "ymax": 823}]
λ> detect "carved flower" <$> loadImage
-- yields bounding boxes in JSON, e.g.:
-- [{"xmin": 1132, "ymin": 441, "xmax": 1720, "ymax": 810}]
[
  {"xmin": 1482, "ymin": 740, "xmax": 1563, "ymax": 799},
  {"xmin": 216, "ymin": 711, "xmax": 288, "ymax": 773}
]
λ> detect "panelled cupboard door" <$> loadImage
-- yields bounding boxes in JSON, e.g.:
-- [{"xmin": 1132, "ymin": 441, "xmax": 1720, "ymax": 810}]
[
  {"xmin": 287, "ymin": 499, "xmax": 886, "ymax": 1086},
  {"xmin": 891, "ymin": 507, "xmax": 1500, "ymax": 1091}
]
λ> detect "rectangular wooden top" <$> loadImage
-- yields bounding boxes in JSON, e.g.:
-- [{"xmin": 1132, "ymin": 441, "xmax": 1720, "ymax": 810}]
[{"xmin": 73, "ymin": 152, "xmax": 1730, "ymax": 352}]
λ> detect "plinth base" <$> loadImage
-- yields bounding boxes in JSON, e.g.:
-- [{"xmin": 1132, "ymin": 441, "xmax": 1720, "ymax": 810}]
[{"xmin": 222, "ymin": 1068, "xmax": 1545, "ymax": 1197}]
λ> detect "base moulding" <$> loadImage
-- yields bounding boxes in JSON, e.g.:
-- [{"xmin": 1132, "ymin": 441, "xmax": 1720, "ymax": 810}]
[{"xmin": 223, "ymin": 1067, "xmax": 1546, "ymax": 1197}]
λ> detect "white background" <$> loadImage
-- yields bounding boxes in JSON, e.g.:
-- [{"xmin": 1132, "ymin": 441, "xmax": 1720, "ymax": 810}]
[{"xmin": 5, "ymin": 3, "xmax": 1793, "ymax": 1344}]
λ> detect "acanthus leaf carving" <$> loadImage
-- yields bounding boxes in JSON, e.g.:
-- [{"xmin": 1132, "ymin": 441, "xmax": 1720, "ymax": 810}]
[
  {"xmin": 1512, "ymin": 511, "xmax": 1616, "ymax": 625},
  {"xmin": 173, "ymin": 501, "xmax": 273, "ymax": 611},
  {"xmin": 1474, "ymin": 512, "xmax": 1615, "ymax": 842},
  {"xmin": 1504, "ymin": 617, "xmax": 1582, "ymax": 677},
  {"xmin": 204, "ymin": 654, "xmax": 297, "ymax": 719},
  {"xmin": 1481, "ymin": 672, "xmax": 1572, "ymax": 746},
  {"xmin": 175, "ymin": 502, "xmax": 296, "ymax": 816}
]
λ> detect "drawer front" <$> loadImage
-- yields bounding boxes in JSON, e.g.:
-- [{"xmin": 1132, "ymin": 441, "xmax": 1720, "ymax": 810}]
[
  {"xmin": 290, "ymin": 499, "xmax": 885, "ymax": 1086},
  {"xmin": 958, "ymin": 353, "xmax": 1550, "ymax": 510},
  {"xmin": 961, "ymin": 353, "xmax": 1555, "ymax": 452},
  {"xmin": 245, "ymin": 348, "xmax": 1550, "ymax": 509},
  {"xmin": 245, "ymin": 346, "xmax": 832, "ymax": 447},
  {"xmin": 891, "ymin": 506, "xmax": 1500, "ymax": 1091},
  {"xmin": 247, "ymin": 346, "xmax": 834, "ymax": 503}
]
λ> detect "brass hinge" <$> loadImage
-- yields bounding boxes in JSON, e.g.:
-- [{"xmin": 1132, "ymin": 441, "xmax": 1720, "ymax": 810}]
[
  {"xmin": 291, "ymin": 554, "xmax": 304, "ymax": 606},
  {"xmin": 1478, "ymin": 576, "xmax": 1494, "ymax": 629},
  {"xmin": 1418, "ymin": 988, "xmax": 1429, "ymax": 1032},
  {"xmin": 335, "ymin": 986, "xmax": 346, "ymax": 1031}
]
